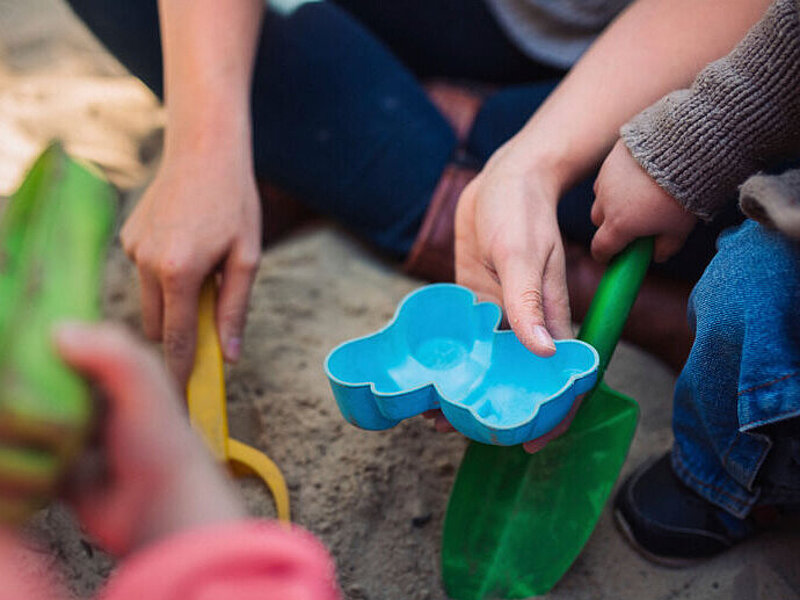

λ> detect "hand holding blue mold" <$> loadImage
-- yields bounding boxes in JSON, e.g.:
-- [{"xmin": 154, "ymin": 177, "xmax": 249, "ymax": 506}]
[{"xmin": 325, "ymin": 284, "xmax": 598, "ymax": 446}]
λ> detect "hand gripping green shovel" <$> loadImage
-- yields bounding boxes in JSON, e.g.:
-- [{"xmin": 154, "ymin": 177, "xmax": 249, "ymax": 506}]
[{"xmin": 441, "ymin": 238, "xmax": 654, "ymax": 599}]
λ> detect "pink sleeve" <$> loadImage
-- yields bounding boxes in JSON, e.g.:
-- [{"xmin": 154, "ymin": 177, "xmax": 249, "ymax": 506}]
[{"xmin": 99, "ymin": 520, "xmax": 340, "ymax": 600}]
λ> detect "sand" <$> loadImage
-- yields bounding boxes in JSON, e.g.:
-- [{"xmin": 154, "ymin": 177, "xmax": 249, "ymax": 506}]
[{"xmin": 2, "ymin": 2, "xmax": 799, "ymax": 599}]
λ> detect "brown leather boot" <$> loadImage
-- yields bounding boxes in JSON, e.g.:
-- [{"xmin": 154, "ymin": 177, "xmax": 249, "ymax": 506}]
[
  {"xmin": 403, "ymin": 82, "xmax": 487, "ymax": 281},
  {"xmin": 257, "ymin": 180, "xmax": 319, "ymax": 247},
  {"xmin": 424, "ymin": 80, "xmax": 486, "ymax": 144},
  {"xmin": 565, "ymin": 241, "xmax": 694, "ymax": 372},
  {"xmin": 402, "ymin": 164, "xmax": 477, "ymax": 282}
]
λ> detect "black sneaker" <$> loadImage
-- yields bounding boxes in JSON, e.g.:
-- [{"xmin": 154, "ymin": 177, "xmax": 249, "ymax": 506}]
[{"xmin": 614, "ymin": 453, "xmax": 756, "ymax": 567}]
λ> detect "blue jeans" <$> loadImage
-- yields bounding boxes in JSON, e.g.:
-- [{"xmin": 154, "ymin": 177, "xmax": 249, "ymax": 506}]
[
  {"xmin": 65, "ymin": 0, "xmax": 738, "ymax": 279},
  {"xmin": 672, "ymin": 220, "xmax": 800, "ymax": 518},
  {"xmin": 65, "ymin": 0, "xmax": 561, "ymax": 257}
]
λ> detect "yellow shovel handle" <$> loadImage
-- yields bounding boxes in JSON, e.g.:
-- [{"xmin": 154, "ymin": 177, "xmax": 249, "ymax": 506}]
[
  {"xmin": 187, "ymin": 278, "xmax": 290, "ymax": 522},
  {"xmin": 228, "ymin": 439, "xmax": 291, "ymax": 522},
  {"xmin": 186, "ymin": 279, "xmax": 229, "ymax": 462}
]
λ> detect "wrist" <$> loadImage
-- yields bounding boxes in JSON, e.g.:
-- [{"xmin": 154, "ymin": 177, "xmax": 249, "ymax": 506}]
[
  {"xmin": 164, "ymin": 97, "xmax": 252, "ymax": 160},
  {"xmin": 504, "ymin": 131, "xmax": 578, "ymax": 203},
  {"xmin": 130, "ymin": 457, "xmax": 245, "ymax": 555}
]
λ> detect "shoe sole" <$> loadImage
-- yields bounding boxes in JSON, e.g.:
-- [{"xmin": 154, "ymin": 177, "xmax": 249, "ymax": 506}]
[{"xmin": 613, "ymin": 508, "xmax": 705, "ymax": 569}]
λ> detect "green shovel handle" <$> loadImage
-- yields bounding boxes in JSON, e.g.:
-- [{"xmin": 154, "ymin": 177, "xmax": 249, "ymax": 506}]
[{"xmin": 577, "ymin": 237, "xmax": 654, "ymax": 383}]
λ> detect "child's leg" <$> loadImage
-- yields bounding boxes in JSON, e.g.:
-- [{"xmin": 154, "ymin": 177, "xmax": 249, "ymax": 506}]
[
  {"xmin": 615, "ymin": 220, "xmax": 800, "ymax": 565},
  {"xmin": 672, "ymin": 219, "xmax": 800, "ymax": 516}
]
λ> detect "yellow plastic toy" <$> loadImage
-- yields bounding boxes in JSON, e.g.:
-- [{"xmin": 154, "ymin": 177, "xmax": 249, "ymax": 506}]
[{"xmin": 186, "ymin": 278, "xmax": 290, "ymax": 522}]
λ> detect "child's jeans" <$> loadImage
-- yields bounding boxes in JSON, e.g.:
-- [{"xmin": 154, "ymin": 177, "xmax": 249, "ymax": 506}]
[{"xmin": 671, "ymin": 220, "xmax": 800, "ymax": 518}]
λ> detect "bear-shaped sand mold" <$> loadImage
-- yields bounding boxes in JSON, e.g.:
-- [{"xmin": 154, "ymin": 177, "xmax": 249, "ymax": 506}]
[{"xmin": 325, "ymin": 284, "xmax": 599, "ymax": 446}]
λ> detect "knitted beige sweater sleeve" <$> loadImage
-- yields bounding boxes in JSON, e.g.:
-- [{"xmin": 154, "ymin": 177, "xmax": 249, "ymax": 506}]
[{"xmin": 621, "ymin": 0, "xmax": 800, "ymax": 220}]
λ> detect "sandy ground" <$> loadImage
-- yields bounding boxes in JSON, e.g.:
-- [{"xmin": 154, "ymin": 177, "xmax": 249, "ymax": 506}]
[{"xmin": 2, "ymin": 2, "xmax": 800, "ymax": 599}]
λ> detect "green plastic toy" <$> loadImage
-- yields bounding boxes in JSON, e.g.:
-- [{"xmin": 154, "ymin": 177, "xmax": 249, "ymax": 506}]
[
  {"xmin": 441, "ymin": 238, "xmax": 654, "ymax": 599},
  {"xmin": 0, "ymin": 144, "xmax": 114, "ymax": 523}
]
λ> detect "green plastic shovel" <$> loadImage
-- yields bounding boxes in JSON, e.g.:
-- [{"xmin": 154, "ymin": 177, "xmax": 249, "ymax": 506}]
[{"xmin": 441, "ymin": 238, "xmax": 654, "ymax": 599}]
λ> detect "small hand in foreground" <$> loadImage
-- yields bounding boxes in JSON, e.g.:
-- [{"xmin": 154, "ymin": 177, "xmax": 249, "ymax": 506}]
[{"xmin": 56, "ymin": 322, "xmax": 244, "ymax": 556}]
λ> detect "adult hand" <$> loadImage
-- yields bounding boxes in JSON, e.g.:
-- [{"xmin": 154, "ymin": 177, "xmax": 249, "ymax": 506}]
[
  {"xmin": 429, "ymin": 141, "xmax": 573, "ymax": 450},
  {"xmin": 423, "ymin": 395, "xmax": 584, "ymax": 454},
  {"xmin": 56, "ymin": 322, "xmax": 245, "ymax": 557},
  {"xmin": 455, "ymin": 142, "xmax": 574, "ymax": 356},
  {"xmin": 592, "ymin": 139, "xmax": 697, "ymax": 264},
  {"xmin": 121, "ymin": 145, "xmax": 262, "ymax": 387}
]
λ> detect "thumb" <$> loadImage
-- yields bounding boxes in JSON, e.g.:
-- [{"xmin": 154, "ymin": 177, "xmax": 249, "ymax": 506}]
[
  {"xmin": 498, "ymin": 253, "xmax": 557, "ymax": 357},
  {"xmin": 54, "ymin": 322, "xmax": 181, "ymax": 417}
]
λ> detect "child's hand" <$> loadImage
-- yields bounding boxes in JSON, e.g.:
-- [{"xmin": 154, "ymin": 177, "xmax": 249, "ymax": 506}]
[
  {"xmin": 591, "ymin": 139, "xmax": 697, "ymax": 263},
  {"xmin": 55, "ymin": 323, "xmax": 245, "ymax": 556}
]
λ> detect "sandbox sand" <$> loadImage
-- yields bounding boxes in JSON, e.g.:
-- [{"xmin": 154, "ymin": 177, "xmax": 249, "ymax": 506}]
[{"xmin": 2, "ymin": 2, "xmax": 799, "ymax": 599}]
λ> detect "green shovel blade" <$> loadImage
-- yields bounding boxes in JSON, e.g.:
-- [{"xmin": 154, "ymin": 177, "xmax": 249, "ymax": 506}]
[
  {"xmin": 442, "ymin": 383, "xmax": 637, "ymax": 599},
  {"xmin": 442, "ymin": 238, "xmax": 653, "ymax": 599}
]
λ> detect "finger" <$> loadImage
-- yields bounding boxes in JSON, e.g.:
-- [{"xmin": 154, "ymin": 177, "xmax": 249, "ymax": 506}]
[
  {"xmin": 456, "ymin": 261, "xmax": 503, "ymax": 310},
  {"xmin": 54, "ymin": 322, "xmax": 178, "ymax": 414},
  {"xmin": 591, "ymin": 223, "xmax": 629, "ymax": 264},
  {"xmin": 217, "ymin": 245, "xmax": 260, "ymax": 362},
  {"xmin": 541, "ymin": 243, "xmax": 573, "ymax": 340},
  {"xmin": 55, "ymin": 324, "xmax": 191, "ymax": 493},
  {"xmin": 522, "ymin": 416, "xmax": 568, "ymax": 453},
  {"xmin": 138, "ymin": 268, "xmax": 164, "ymax": 341},
  {"xmin": 590, "ymin": 199, "xmax": 604, "ymax": 228},
  {"xmin": 119, "ymin": 219, "xmax": 137, "ymax": 261},
  {"xmin": 654, "ymin": 234, "xmax": 685, "ymax": 263},
  {"xmin": 522, "ymin": 393, "xmax": 584, "ymax": 454},
  {"xmin": 162, "ymin": 272, "xmax": 203, "ymax": 389},
  {"xmin": 496, "ymin": 250, "xmax": 557, "ymax": 357},
  {"xmin": 54, "ymin": 322, "xmax": 231, "ymax": 555},
  {"xmin": 434, "ymin": 414, "xmax": 456, "ymax": 433},
  {"xmin": 522, "ymin": 435, "xmax": 553, "ymax": 454}
]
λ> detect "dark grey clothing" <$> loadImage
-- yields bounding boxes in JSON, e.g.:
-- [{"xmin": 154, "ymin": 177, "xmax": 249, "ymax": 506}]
[
  {"xmin": 484, "ymin": 0, "xmax": 632, "ymax": 68},
  {"xmin": 740, "ymin": 170, "xmax": 800, "ymax": 239}
]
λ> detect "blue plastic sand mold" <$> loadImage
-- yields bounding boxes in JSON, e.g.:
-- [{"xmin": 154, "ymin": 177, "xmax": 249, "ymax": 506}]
[{"xmin": 324, "ymin": 284, "xmax": 599, "ymax": 446}]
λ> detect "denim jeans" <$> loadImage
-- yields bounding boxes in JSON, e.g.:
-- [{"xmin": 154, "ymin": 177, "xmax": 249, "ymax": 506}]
[
  {"xmin": 64, "ymin": 0, "xmax": 738, "ymax": 279},
  {"xmin": 671, "ymin": 220, "xmax": 800, "ymax": 518},
  {"xmin": 65, "ymin": 0, "xmax": 562, "ymax": 257}
]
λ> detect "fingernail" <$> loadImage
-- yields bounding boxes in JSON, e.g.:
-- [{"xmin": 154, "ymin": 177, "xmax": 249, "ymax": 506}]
[
  {"xmin": 532, "ymin": 325, "xmax": 556, "ymax": 352},
  {"xmin": 225, "ymin": 337, "xmax": 241, "ymax": 362}
]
